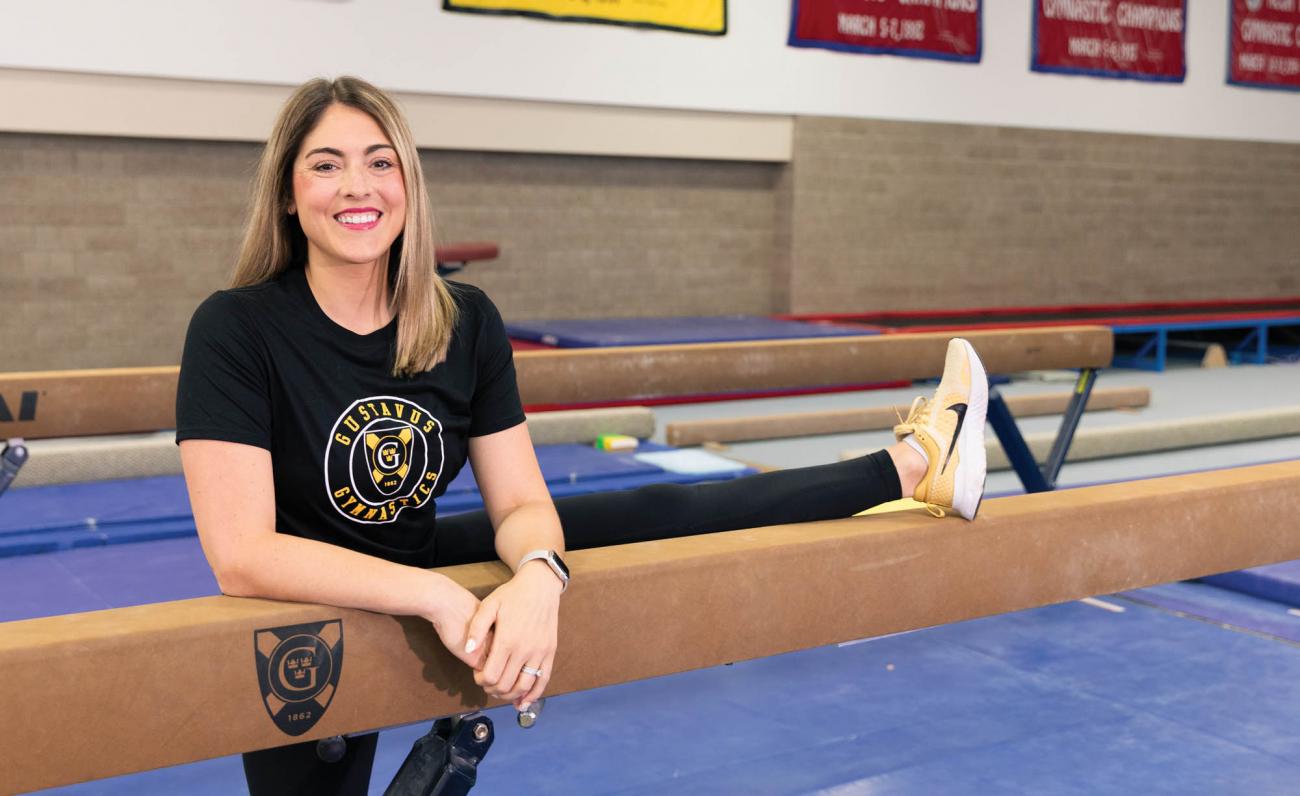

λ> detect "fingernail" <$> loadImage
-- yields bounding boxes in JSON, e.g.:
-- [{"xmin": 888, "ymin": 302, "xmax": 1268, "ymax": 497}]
[
  {"xmin": 520, "ymin": 702, "xmax": 531, "ymax": 712},
  {"xmin": 465, "ymin": 638, "xmax": 477, "ymax": 654}
]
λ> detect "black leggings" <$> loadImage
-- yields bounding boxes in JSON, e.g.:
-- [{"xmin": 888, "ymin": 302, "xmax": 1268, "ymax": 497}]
[{"xmin": 241, "ymin": 451, "xmax": 900, "ymax": 795}]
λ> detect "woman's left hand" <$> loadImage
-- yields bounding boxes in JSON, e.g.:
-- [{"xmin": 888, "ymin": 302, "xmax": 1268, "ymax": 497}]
[{"xmin": 466, "ymin": 561, "xmax": 562, "ymax": 710}]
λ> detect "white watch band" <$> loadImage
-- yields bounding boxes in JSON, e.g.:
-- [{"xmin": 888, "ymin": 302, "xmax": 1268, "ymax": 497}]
[{"xmin": 517, "ymin": 549, "xmax": 569, "ymax": 593}]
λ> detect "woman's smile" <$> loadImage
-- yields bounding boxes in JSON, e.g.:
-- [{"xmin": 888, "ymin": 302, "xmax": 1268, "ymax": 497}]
[{"xmin": 334, "ymin": 207, "xmax": 383, "ymax": 231}]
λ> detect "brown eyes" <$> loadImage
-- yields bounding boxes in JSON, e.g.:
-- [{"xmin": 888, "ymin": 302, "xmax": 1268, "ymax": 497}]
[{"xmin": 308, "ymin": 159, "xmax": 396, "ymax": 173}]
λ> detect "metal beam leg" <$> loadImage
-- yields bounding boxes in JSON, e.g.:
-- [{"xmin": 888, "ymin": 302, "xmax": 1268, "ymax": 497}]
[
  {"xmin": 986, "ymin": 369, "xmax": 1099, "ymax": 493},
  {"xmin": 0, "ymin": 439, "xmax": 28, "ymax": 499},
  {"xmin": 385, "ymin": 713, "xmax": 495, "ymax": 796},
  {"xmin": 986, "ymin": 390, "xmax": 1050, "ymax": 493},
  {"xmin": 1041, "ymin": 369, "xmax": 1097, "ymax": 487}
]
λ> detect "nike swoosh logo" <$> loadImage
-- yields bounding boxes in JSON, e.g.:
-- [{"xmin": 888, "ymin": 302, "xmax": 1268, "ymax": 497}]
[{"xmin": 940, "ymin": 403, "xmax": 968, "ymax": 475}]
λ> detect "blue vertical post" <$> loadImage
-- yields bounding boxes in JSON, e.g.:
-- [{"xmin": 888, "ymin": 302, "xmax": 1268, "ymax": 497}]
[
  {"xmin": 985, "ymin": 369, "xmax": 1098, "ymax": 494},
  {"xmin": 986, "ymin": 391, "xmax": 1050, "ymax": 493}
]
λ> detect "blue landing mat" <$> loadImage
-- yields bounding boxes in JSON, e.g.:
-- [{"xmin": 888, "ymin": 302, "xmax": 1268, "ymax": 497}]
[
  {"xmin": 1121, "ymin": 580, "xmax": 1300, "ymax": 643},
  {"xmin": 504, "ymin": 315, "xmax": 876, "ymax": 348},
  {"xmin": 0, "ymin": 475, "xmax": 194, "ymax": 556},
  {"xmin": 33, "ymin": 598, "xmax": 1300, "ymax": 795},
  {"xmin": 0, "ymin": 443, "xmax": 755, "ymax": 557},
  {"xmin": 0, "ymin": 475, "xmax": 192, "ymax": 537},
  {"xmin": 1200, "ymin": 559, "xmax": 1300, "ymax": 609},
  {"xmin": 0, "ymin": 537, "xmax": 218, "ymax": 622}
]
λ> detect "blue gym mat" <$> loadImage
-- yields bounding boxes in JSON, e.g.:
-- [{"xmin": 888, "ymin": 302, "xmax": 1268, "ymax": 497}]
[
  {"xmin": 0, "ymin": 537, "xmax": 219, "ymax": 622},
  {"xmin": 0, "ymin": 443, "xmax": 755, "ymax": 558},
  {"xmin": 1121, "ymin": 580, "xmax": 1300, "ymax": 643},
  {"xmin": 504, "ymin": 315, "xmax": 876, "ymax": 348},
  {"xmin": 1199, "ymin": 560, "xmax": 1300, "ymax": 609}
]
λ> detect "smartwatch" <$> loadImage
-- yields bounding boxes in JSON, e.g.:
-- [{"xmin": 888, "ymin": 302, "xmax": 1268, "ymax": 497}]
[{"xmin": 517, "ymin": 550, "xmax": 570, "ymax": 593}]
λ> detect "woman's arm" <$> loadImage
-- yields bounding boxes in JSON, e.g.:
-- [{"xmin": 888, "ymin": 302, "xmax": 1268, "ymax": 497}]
[
  {"xmin": 463, "ymin": 421, "xmax": 565, "ymax": 710},
  {"xmin": 180, "ymin": 439, "xmax": 486, "ymax": 668}
]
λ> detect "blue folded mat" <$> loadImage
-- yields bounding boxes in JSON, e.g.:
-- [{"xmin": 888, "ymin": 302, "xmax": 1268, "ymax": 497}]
[
  {"xmin": 1199, "ymin": 561, "xmax": 1300, "ymax": 609},
  {"xmin": 1122, "ymin": 580, "xmax": 1300, "ymax": 644}
]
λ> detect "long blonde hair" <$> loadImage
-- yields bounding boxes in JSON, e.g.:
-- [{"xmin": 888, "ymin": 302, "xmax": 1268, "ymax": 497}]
[{"xmin": 231, "ymin": 76, "xmax": 458, "ymax": 376}]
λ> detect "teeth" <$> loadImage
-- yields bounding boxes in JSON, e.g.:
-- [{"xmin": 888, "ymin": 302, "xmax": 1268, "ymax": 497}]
[{"xmin": 336, "ymin": 212, "xmax": 379, "ymax": 225}]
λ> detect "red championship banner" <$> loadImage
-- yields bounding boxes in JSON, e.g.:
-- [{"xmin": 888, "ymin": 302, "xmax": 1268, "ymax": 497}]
[
  {"xmin": 1229, "ymin": 0, "xmax": 1300, "ymax": 91},
  {"xmin": 1032, "ymin": 0, "xmax": 1187, "ymax": 82},
  {"xmin": 788, "ymin": 0, "xmax": 982, "ymax": 63}
]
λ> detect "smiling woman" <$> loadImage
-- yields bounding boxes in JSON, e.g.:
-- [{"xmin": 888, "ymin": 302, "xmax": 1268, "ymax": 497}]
[
  {"xmin": 175, "ymin": 75, "xmax": 988, "ymax": 796},
  {"xmin": 178, "ymin": 76, "xmax": 565, "ymax": 794},
  {"xmin": 229, "ymin": 77, "xmax": 457, "ymax": 374}
]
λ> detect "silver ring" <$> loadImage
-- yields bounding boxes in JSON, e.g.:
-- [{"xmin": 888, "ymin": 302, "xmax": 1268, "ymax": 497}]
[{"xmin": 521, "ymin": 665, "xmax": 544, "ymax": 677}]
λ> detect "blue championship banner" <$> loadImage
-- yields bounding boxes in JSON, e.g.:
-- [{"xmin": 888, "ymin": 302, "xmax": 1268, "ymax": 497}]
[
  {"xmin": 443, "ymin": 0, "xmax": 727, "ymax": 35},
  {"xmin": 789, "ymin": 0, "xmax": 983, "ymax": 63}
]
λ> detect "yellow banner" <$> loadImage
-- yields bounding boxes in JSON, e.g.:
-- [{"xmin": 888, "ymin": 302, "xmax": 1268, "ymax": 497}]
[{"xmin": 444, "ymin": 0, "xmax": 726, "ymax": 35}]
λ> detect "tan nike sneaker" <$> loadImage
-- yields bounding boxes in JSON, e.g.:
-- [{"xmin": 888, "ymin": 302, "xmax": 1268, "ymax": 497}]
[{"xmin": 893, "ymin": 338, "xmax": 988, "ymax": 519}]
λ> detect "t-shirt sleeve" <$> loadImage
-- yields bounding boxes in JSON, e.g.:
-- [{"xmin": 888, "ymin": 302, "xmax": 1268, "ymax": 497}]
[
  {"xmin": 175, "ymin": 292, "xmax": 274, "ymax": 450},
  {"xmin": 468, "ymin": 289, "xmax": 526, "ymax": 437}
]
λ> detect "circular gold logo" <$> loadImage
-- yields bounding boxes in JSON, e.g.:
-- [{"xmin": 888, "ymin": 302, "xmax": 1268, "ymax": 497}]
[{"xmin": 324, "ymin": 396, "xmax": 445, "ymax": 525}]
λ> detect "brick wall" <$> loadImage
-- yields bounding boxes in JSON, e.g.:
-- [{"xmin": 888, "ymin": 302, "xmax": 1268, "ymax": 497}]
[
  {"xmin": 0, "ymin": 134, "xmax": 781, "ymax": 370},
  {"xmin": 3, "ymin": 120, "xmax": 1298, "ymax": 371},
  {"xmin": 0, "ymin": 134, "xmax": 251, "ymax": 372},
  {"xmin": 785, "ymin": 117, "xmax": 1300, "ymax": 313},
  {"xmin": 422, "ymin": 150, "xmax": 781, "ymax": 323}
]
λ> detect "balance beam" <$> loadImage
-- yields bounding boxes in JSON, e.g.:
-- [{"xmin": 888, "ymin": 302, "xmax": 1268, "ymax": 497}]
[
  {"xmin": 435, "ymin": 242, "xmax": 499, "ymax": 266},
  {"xmin": 0, "ymin": 327, "xmax": 1111, "ymax": 440},
  {"xmin": 665, "ymin": 386, "xmax": 1149, "ymax": 447},
  {"xmin": 839, "ymin": 407, "xmax": 1300, "ymax": 469},
  {"xmin": 2, "ymin": 459, "xmax": 1296, "ymax": 793},
  {"xmin": 513, "ymin": 326, "xmax": 1111, "ymax": 407}
]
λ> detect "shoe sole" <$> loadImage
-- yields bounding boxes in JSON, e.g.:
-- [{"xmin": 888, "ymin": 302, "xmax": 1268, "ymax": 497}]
[{"xmin": 952, "ymin": 338, "xmax": 988, "ymax": 520}]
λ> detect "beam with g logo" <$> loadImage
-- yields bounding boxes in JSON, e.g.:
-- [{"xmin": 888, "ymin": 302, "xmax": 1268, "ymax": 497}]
[{"xmin": 1, "ymin": 460, "xmax": 1297, "ymax": 793}]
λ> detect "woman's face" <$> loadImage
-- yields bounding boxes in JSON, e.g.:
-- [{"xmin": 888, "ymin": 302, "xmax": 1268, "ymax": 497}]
[{"xmin": 290, "ymin": 103, "xmax": 407, "ymax": 271}]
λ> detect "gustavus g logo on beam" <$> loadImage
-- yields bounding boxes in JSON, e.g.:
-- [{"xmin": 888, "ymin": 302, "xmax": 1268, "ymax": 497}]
[{"xmin": 254, "ymin": 620, "xmax": 344, "ymax": 736}]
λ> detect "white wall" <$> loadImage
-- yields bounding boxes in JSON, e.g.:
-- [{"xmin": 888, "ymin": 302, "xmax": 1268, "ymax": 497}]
[{"xmin": 2, "ymin": 0, "xmax": 1298, "ymax": 143}]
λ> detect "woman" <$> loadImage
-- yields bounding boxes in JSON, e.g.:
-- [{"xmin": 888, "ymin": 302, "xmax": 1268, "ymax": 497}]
[{"xmin": 177, "ymin": 76, "xmax": 987, "ymax": 795}]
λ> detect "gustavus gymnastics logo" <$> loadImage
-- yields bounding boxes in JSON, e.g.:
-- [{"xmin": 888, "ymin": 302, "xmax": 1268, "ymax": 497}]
[
  {"xmin": 254, "ymin": 620, "xmax": 343, "ymax": 736},
  {"xmin": 324, "ymin": 396, "xmax": 445, "ymax": 525}
]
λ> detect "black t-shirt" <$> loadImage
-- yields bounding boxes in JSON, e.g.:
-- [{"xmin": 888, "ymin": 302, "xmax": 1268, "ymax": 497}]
[{"xmin": 175, "ymin": 266, "xmax": 525, "ymax": 567}]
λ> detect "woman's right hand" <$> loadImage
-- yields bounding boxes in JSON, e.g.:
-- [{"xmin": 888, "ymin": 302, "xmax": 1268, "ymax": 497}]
[{"xmin": 424, "ymin": 573, "xmax": 489, "ymax": 669}]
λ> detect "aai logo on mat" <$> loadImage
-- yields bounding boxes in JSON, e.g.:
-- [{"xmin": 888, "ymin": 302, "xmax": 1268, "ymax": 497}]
[
  {"xmin": 254, "ymin": 620, "xmax": 344, "ymax": 736},
  {"xmin": 324, "ymin": 396, "xmax": 445, "ymax": 525}
]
